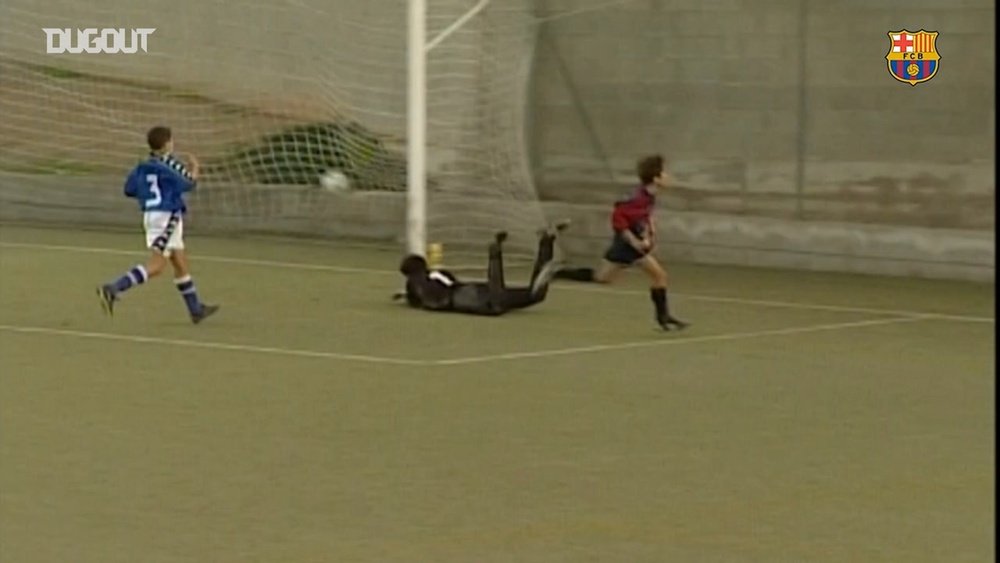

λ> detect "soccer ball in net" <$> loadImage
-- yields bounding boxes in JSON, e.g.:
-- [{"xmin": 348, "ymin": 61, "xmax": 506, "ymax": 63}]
[{"xmin": 319, "ymin": 169, "xmax": 351, "ymax": 192}]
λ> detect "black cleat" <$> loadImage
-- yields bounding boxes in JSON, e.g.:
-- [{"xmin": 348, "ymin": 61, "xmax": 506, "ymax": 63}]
[
  {"xmin": 657, "ymin": 314, "xmax": 689, "ymax": 331},
  {"xmin": 97, "ymin": 285, "xmax": 117, "ymax": 317},
  {"xmin": 494, "ymin": 231, "xmax": 509, "ymax": 244},
  {"xmin": 191, "ymin": 304, "xmax": 220, "ymax": 325},
  {"xmin": 667, "ymin": 316, "xmax": 689, "ymax": 330}
]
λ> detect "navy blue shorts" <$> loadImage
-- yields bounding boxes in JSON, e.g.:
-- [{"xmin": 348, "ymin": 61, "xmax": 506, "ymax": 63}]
[{"xmin": 603, "ymin": 236, "xmax": 647, "ymax": 265}]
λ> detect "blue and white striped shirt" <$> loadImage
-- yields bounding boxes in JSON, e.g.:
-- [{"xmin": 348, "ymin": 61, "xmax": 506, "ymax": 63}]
[{"xmin": 123, "ymin": 152, "xmax": 197, "ymax": 213}]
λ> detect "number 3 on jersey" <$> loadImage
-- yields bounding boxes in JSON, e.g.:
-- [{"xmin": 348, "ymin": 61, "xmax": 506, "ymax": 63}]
[{"xmin": 144, "ymin": 174, "xmax": 162, "ymax": 209}]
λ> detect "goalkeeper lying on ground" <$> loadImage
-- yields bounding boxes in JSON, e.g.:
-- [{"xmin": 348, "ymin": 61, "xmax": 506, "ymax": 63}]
[{"xmin": 395, "ymin": 224, "xmax": 567, "ymax": 316}]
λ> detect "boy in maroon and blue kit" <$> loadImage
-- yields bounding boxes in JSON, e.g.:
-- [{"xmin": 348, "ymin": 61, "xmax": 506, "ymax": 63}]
[{"xmin": 555, "ymin": 154, "xmax": 688, "ymax": 331}]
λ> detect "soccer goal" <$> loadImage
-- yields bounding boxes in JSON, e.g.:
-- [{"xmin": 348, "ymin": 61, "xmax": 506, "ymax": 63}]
[{"xmin": 0, "ymin": 0, "xmax": 550, "ymax": 263}]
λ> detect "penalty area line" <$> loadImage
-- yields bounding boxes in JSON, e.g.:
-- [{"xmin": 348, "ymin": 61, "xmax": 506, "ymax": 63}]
[
  {"xmin": 0, "ymin": 324, "xmax": 425, "ymax": 366},
  {"xmin": 0, "ymin": 241, "xmax": 386, "ymax": 275},
  {"xmin": 431, "ymin": 316, "xmax": 926, "ymax": 366},
  {"xmin": 0, "ymin": 317, "xmax": 929, "ymax": 367}
]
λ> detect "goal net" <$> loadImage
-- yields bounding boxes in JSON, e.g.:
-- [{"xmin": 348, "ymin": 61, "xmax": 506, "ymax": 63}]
[{"xmin": 0, "ymin": 0, "xmax": 549, "ymax": 263}]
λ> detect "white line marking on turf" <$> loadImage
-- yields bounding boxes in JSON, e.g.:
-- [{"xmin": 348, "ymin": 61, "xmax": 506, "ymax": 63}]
[
  {"xmin": 0, "ymin": 317, "xmax": 925, "ymax": 367},
  {"xmin": 431, "ymin": 317, "xmax": 927, "ymax": 366},
  {"xmin": 521, "ymin": 283, "xmax": 994, "ymax": 323},
  {"xmin": 1, "ymin": 240, "xmax": 993, "ymax": 323},
  {"xmin": 0, "ymin": 241, "xmax": 386, "ymax": 274},
  {"xmin": 0, "ymin": 325, "xmax": 424, "ymax": 366},
  {"xmin": 650, "ymin": 292, "xmax": 994, "ymax": 323}
]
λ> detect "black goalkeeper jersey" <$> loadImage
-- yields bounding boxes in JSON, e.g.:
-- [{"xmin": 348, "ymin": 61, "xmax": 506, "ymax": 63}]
[{"xmin": 403, "ymin": 269, "xmax": 461, "ymax": 311}]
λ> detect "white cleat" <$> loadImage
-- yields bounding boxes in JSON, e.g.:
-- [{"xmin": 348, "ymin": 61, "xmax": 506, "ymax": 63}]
[
  {"xmin": 531, "ymin": 260, "xmax": 561, "ymax": 295},
  {"xmin": 537, "ymin": 219, "xmax": 571, "ymax": 239}
]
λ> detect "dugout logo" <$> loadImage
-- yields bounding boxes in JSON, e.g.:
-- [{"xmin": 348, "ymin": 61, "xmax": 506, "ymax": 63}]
[
  {"xmin": 886, "ymin": 29, "xmax": 940, "ymax": 86},
  {"xmin": 43, "ymin": 28, "xmax": 155, "ymax": 54}
]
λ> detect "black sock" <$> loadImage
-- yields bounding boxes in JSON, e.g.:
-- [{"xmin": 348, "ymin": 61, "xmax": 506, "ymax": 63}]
[
  {"xmin": 650, "ymin": 287, "xmax": 668, "ymax": 320},
  {"xmin": 554, "ymin": 267, "xmax": 595, "ymax": 282}
]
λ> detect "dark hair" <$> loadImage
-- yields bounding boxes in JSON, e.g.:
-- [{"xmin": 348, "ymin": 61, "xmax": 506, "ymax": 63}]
[
  {"xmin": 637, "ymin": 154, "xmax": 665, "ymax": 184},
  {"xmin": 146, "ymin": 126, "xmax": 172, "ymax": 151},
  {"xmin": 400, "ymin": 254, "xmax": 428, "ymax": 276}
]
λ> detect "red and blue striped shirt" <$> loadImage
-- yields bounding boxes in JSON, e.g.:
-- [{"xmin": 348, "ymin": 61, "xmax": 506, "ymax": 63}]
[{"xmin": 611, "ymin": 185, "xmax": 656, "ymax": 235}]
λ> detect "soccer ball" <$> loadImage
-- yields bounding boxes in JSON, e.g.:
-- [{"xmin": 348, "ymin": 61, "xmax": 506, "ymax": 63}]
[{"xmin": 319, "ymin": 169, "xmax": 351, "ymax": 192}]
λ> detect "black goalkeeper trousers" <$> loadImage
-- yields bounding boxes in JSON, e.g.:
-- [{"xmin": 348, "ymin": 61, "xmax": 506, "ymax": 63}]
[{"xmin": 452, "ymin": 233, "xmax": 555, "ymax": 315}]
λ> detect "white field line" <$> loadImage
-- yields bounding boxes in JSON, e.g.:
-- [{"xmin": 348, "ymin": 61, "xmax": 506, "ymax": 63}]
[
  {"xmin": 0, "ymin": 240, "xmax": 993, "ymax": 324},
  {"xmin": 0, "ymin": 324, "xmax": 424, "ymax": 366},
  {"xmin": 0, "ymin": 317, "xmax": 924, "ymax": 367},
  {"xmin": 0, "ymin": 241, "xmax": 385, "ymax": 274},
  {"xmin": 430, "ymin": 317, "xmax": 926, "ymax": 365}
]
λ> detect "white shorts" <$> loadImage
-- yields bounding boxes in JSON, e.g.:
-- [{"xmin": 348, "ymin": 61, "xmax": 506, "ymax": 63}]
[{"xmin": 143, "ymin": 211, "xmax": 184, "ymax": 255}]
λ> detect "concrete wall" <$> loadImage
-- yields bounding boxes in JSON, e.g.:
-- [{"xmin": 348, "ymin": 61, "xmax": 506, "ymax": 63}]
[
  {"xmin": 530, "ymin": 0, "xmax": 995, "ymax": 273},
  {"xmin": 0, "ymin": 0, "xmax": 408, "ymax": 126},
  {"xmin": 2, "ymin": 174, "xmax": 992, "ymax": 281},
  {"xmin": 0, "ymin": 0, "xmax": 994, "ymax": 280}
]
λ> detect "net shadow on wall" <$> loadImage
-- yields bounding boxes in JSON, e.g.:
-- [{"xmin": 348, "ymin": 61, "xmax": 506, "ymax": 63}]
[{"xmin": 205, "ymin": 121, "xmax": 407, "ymax": 191}]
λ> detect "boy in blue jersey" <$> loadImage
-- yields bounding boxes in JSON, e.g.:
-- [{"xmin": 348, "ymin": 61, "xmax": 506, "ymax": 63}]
[
  {"xmin": 554, "ymin": 155, "xmax": 687, "ymax": 331},
  {"xmin": 96, "ymin": 126, "xmax": 219, "ymax": 324}
]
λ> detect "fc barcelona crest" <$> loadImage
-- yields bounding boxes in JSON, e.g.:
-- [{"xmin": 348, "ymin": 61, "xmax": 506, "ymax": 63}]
[{"xmin": 886, "ymin": 30, "xmax": 940, "ymax": 86}]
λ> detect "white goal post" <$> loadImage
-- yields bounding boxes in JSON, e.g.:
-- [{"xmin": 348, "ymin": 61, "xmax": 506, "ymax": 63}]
[{"xmin": 407, "ymin": 0, "xmax": 429, "ymax": 257}]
